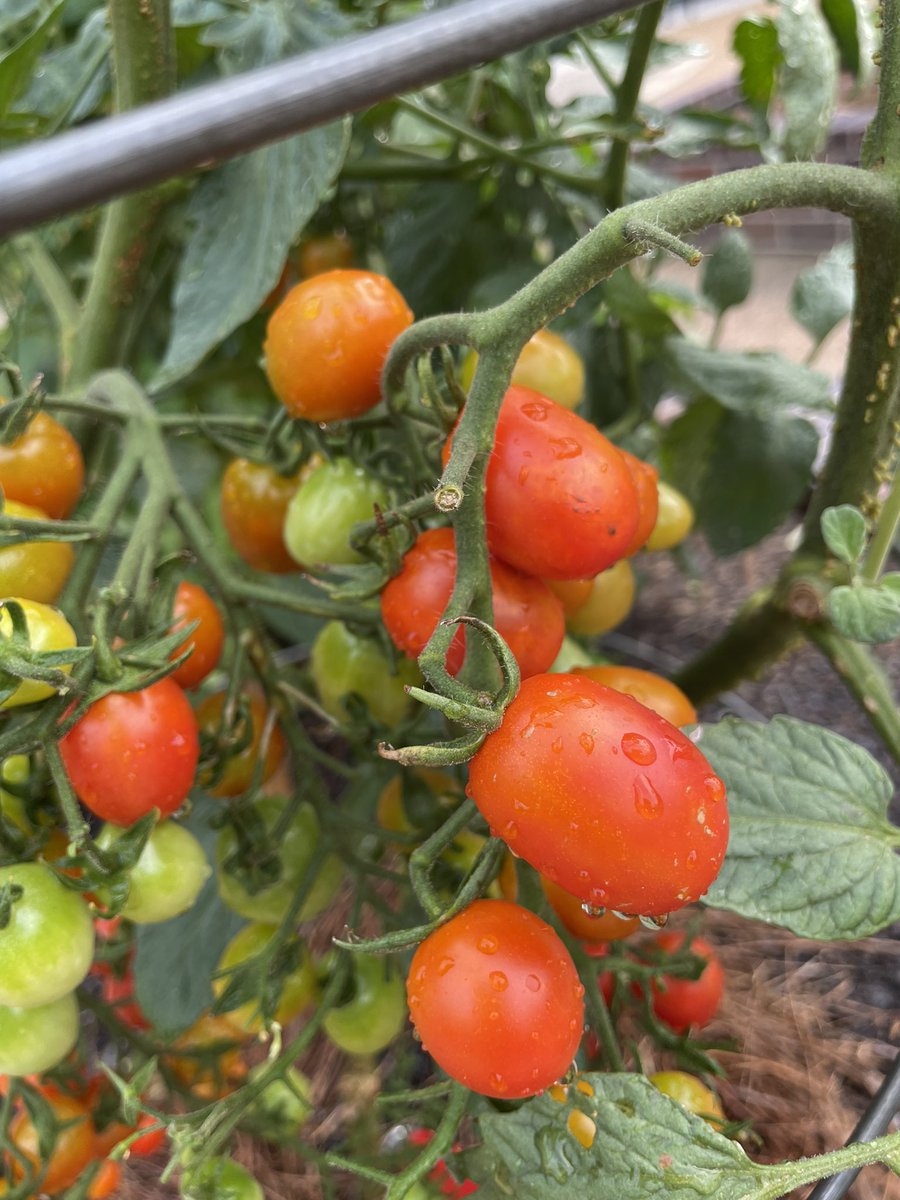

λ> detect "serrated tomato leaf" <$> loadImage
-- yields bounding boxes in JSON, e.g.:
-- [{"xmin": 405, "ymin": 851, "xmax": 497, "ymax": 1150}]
[
  {"xmin": 698, "ymin": 716, "xmax": 900, "ymax": 939},
  {"xmin": 790, "ymin": 243, "xmax": 854, "ymax": 348},
  {"xmin": 821, "ymin": 504, "xmax": 867, "ymax": 565},
  {"xmin": 775, "ymin": 0, "xmax": 838, "ymax": 160}
]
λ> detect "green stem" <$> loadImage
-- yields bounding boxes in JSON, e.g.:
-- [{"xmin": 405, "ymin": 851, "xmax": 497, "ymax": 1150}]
[
  {"xmin": 756, "ymin": 1131, "xmax": 900, "ymax": 1200},
  {"xmin": 862, "ymin": 460, "xmax": 900, "ymax": 581},
  {"xmin": 605, "ymin": 1, "xmax": 665, "ymax": 211},
  {"xmin": 67, "ymin": 0, "xmax": 175, "ymax": 385},
  {"xmin": 570, "ymin": 941, "xmax": 623, "ymax": 1072},
  {"xmin": 15, "ymin": 236, "xmax": 80, "ymax": 380},
  {"xmin": 383, "ymin": 1084, "xmax": 469, "ymax": 1200},
  {"xmin": 806, "ymin": 624, "xmax": 900, "ymax": 764}
]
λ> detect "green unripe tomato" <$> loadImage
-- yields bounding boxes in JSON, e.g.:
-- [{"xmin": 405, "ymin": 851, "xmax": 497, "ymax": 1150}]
[
  {"xmin": 213, "ymin": 923, "xmax": 317, "ymax": 1032},
  {"xmin": 645, "ymin": 481, "xmax": 694, "ymax": 551},
  {"xmin": 311, "ymin": 620, "xmax": 421, "ymax": 726},
  {"xmin": 0, "ymin": 862, "xmax": 94, "ymax": 1007},
  {"xmin": 98, "ymin": 821, "xmax": 211, "ymax": 924},
  {"xmin": 244, "ymin": 1063, "xmax": 313, "ymax": 1140},
  {"xmin": 181, "ymin": 1156, "xmax": 263, "ymax": 1200},
  {"xmin": 283, "ymin": 457, "xmax": 390, "ymax": 567},
  {"xmin": 649, "ymin": 1070, "xmax": 725, "ymax": 1129},
  {"xmin": 0, "ymin": 992, "xmax": 79, "ymax": 1075},
  {"xmin": 0, "ymin": 753, "xmax": 31, "ymax": 834},
  {"xmin": 217, "ymin": 796, "xmax": 344, "ymax": 925},
  {"xmin": 323, "ymin": 953, "xmax": 406, "ymax": 1055}
]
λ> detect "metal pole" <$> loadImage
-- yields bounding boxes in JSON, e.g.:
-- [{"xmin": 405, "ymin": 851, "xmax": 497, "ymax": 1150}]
[
  {"xmin": 807, "ymin": 1050, "xmax": 900, "ymax": 1200},
  {"xmin": 0, "ymin": 0, "xmax": 632, "ymax": 237}
]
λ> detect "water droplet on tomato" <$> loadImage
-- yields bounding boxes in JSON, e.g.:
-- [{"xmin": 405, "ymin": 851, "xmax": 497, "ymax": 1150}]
[
  {"xmin": 696, "ymin": 807, "xmax": 706, "ymax": 825},
  {"xmin": 518, "ymin": 466, "xmax": 530, "ymax": 486},
  {"xmin": 573, "ymin": 695, "xmax": 596, "ymax": 709},
  {"xmin": 408, "ymin": 992, "xmax": 421, "ymax": 1006},
  {"xmin": 686, "ymin": 850, "xmax": 698, "ymax": 869},
  {"xmin": 503, "ymin": 821, "xmax": 518, "ymax": 841},
  {"xmin": 490, "ymin": 971, "xmax": 508, "ymax": 991},
  {"xmin": 589, "ymin": 886, "xmax": 607, "ymax": 905},
  {"xmin": 525, "ymin": 974, "xmax": 541, "ymax": 992},
  {"xmin": 664, "ymin": 736, "xmax": 692, "ymax": 762},
  {"xmin": 543, "ymin": 864, "xmax": 559, "ymax": 883},
  {"xmin": 599, "ymin": 461, "xmax": 609, "ymax": 473},
  {"xmin": 489, "ymin": 1010, "xmax": 500, "ymax": 1022},
  {"xmin": 621, "ymin": 732, "xmax": 657, "ymax": 765},
  {"xmin": 478, "ymin": 936, "xmax": 498, "ymax": 955},
  {"xmin": 301, "ymin": 297, "xmax": 322, "ymax": 319},
  {"xmin": 574, "ymin": 982, "xmax": 585, "ymax": 999},
  {"xmin": 579, "ymin": 733, "xmax": 594, "ymax": 755},
  {"xmin": 581, "ymin": 902, "xmax": 606, "ymax": 918},
  {"xmin": 549, "ymin": 437, "xmax": 582, "ymax": 460},
  {"xmin": 437, "ymin": 956, "xmax": 455, "ymax": 976},
  {"xmin": 551, "ymin": 736, "xmax": 564, "ymax": 754},
  {"xmin": 531, "ymin": 1030, "xmax": 540, "ymax": 1041},
  {"xmin": 489, "ymin": 1073, "xmax": 508, "ymax": 1093},
  {"xmin": 521, "ymin": 402, "xmax": 549, "ymax": 422},
  {"xmin": 633, "ymin": 775, "xmax": 664, "ymax": 818},
  {"xmin": 705, "ymin": 775, "xmax": 726, "ymax": 802}
]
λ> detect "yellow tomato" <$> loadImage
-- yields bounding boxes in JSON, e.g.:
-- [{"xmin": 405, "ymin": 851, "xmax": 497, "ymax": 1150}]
[
  {"xmin": 0, "ymin": 500, "xmax": 74, "ymax": 603},
  {"xmin": 461, "ymin": 329, "xmax": 585, "ymax": 410},
  {"xmin": 646, "ymin": 482, "xmax": 695, "ymax": 551},
  {"xmin": 573, "ymin": 665, "xmax": 697, "ymax": 726},
  {"xmin": 0, "ymin": 599, "xmax": 77, "ymax": 708},
  {"xmin": 565, "ymin": 559, "xmax": 635, "ymax": 637},
  {"xmin": 213, "ymin": 923, "xmax": 317, "ymax": 1033}
]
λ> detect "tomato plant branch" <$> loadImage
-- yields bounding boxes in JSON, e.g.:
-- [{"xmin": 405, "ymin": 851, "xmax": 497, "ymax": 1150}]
[
  {"xmin": 862, "ymin": 462, "xmax": 900, "ymax": 582},
  {"xmin": 755, "ymin": 1131, "xmax": 900, "ymax": 1200},
  {"xmin": 604, "ymin": 1, "xmax": 664, "ymax": 211},
  {"xmin": 806, "ymin": 625, "xmax": 900, "ymax": 765},
  {"xmin": 68, "ymin": 0, "xmax": 176, "ymax": 386},
  {"xmin": 14, "ymin": 236, "xmax": 80, "ymax": 381}
]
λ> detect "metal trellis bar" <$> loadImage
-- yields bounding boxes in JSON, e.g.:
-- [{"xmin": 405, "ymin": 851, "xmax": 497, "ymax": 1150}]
[{"xmin": 0, "ymin": 0, "xmax": 639, "ymax": 237}]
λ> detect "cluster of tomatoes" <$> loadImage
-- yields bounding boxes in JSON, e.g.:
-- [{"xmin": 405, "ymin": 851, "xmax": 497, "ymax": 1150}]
[{"xmin": 256, "ymin": 265, "xmax": 730, "ymax": 1109}]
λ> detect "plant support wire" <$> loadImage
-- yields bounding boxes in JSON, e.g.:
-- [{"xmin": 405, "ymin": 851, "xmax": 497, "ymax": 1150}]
[{"xmin": 0, "ymin": 0, "xmax": 638, "ymax": 237}]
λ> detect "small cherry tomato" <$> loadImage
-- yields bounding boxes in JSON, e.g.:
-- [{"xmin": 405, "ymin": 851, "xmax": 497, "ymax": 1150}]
[
  {"xmin": 407, "ymin": 899, "xmax": 584, "ymax": 1099},
  {"xmin": 647, "ymin": 932, "xmax": 724, "ymax": 1032},
  {"xmin": 283, "ymin": 456, "xmax": 390, "ymax": 567},
  {"xmin": 98, "ymin": 820, "xmax": 211, "ymax": 923},
  {"xmin": 545, "ymin": 577, "xmax": 593, "ymax": 615},
  {"xmin": 197, "ymin": 688, "xmax": 285, "ymax": 798},
  {"xmin": 0, "ymin": 992, "xmax": 80, "ymax": 1076},
  {"xmin": 220, "ymin": 458, "xmax": 303, "ymax": 574},
  {"xmin": 462, "ymin": 329, "xmax": 585, "ymax": 411},
  {"xmin": 0, "ymin": 598, "xmax": 77, "ymax": 708},
  {"xmin": 565, "ymin": 559, "xmax": 635, "ymax": 637},
  {"xmin": 380, "ymin": 527, "xmax": 565, "ymax": 679},
  {"xmin": 324, "ymin": 954, "xmax": 406, "ymax": 1055},
  {"xmin": 310, "ymin": 620, "xmax": 421, "ymax": 726},
  {"xmin": 376, "ymin": 768, "xmax": 460, "ymax": 845},
  {"xmin": 99, "ymin": 963, "xmax": 150, "ymax": 1031},
  {"xmin": 216, "ymin": 796, "xmax": 343, "ymax": 924},
  {"xmin": 169, "ymin": 581, "xmax": 225, "ymax": 690},
  {"xmin": 87, "ymin": 1158, "xmax": 121, "ymax": 1200},
  {"xmin": 466, "ymin": 673, "xmax": 728, "ymax": 917},
  {"xmin": 540, "ymin": 875, "xmax": 639, "ymax": 942},
  {"xmin": 649, "ymin": 1070, "xmax": 725, "ymax": 1129},
  {"xmin": 0, "ymin": 408, "xmax": 84, "ymax": 519},
  {"xmin": 213, "ymin": 923, "xmax": 317, "ymax": 1032},
  {"xmin": 573, "ymin": 665, "xmax": 697, "ymax": 727},
  {"xmin": 443, "ymin": 387, "xmax": 639, "ymax": 580},
  {"xmin": 0, "ymin": 499, "xmax": 74, "ymax": 603},
  {"xmin": 128, "ymin": 1113, "xmax": 168, "ymax": 1157},
  {"xmin": 60, "ymin": 678, "xmax": 200, "ymax": 824},
  {"xmin": 646, "ymin": 481, "xmax": 694, "ymax": 551},
  {"xmin": 264, "ymin": 269, "xmax": 413, "ymax": 422},
  {"xmin": 9, "ymin": 1090, "xmax": 96, "ymax": 1195},
  {"xmin": 182, "ymin": 1156, "xmax": 263, "ymax": 1200},
  {"xmin": 0, "ymin": 862, "xmax": 94, "ymax": 1007},
  {"xmin": 619, "ymin": 450, "xmax": 659, "ymax": 556},
  {"xmin": 298, "ymin": 232, "xmax": 354, "ymax": 278}
]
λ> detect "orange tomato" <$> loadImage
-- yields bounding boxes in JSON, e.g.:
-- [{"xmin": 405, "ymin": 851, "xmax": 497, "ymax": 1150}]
[
  {"xmin": 169, "ymin": 581, "xmax": 225, "ymax": 690},
  {"xmin": 573, "ymin": 665, "xmax": 697, "ymax": 727}
]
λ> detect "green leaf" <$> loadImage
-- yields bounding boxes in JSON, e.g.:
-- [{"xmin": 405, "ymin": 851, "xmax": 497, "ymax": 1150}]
[
  {"xmin": 0, "ymin": 0, "xmax": 65, "ymax": 121},
  {"xmin": 790, "ymin": 242, "xmax": 854, "ymax": 348},
  {"xmin": 701, "ymin": 229, "xmax": 753, "ymax": 315},
  {"xmin": 601, "ymin": 270, "xmax": 679, "ymax": 340},
  {"xmin": 827, "ymin": 575, "xmax": 900, "ymax": 643},
  {"xmin": 699, "ymin": 716, "xmax": 900, "ymax": 939},
  {"xmin": 775, "ymin": 0, "xmax": 839, "ymax": 160},
  {"xmin": 154, "ymin": 119, "xmax": 349, "ymax": 389},
  {"xmin": 666, "ymin": 337, "xmax": 833, "ymax": 413},
  {"xmin": 134, "ymin": 796, "xmax": 244, "ymax": 1033},
  {"xmin": 821, "ymin": 0, "xmax": 876, "ymax": 80},
  {"xmin": 16, "ymin": 9, "xmax": 109, "ymax": 130},
  {"xmin": 733, "ymin": 17, "xmax": 780, "ymax": 111},
  {"xmin": 821, "ymin": 504, "xmax": 867, "ymax": 564},
  {"xmin": 472, "ymin": 1074, "xmax": 765, "ymax": 1199}
]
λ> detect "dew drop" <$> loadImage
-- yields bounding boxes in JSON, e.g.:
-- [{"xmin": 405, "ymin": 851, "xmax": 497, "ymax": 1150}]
[
  {"xmin": 549, "ymin": 437, "xmax": 582, "ymax": 460},
  {"xmin": 489, "ymin": 1010, "xmax": 500, "ymax": 1022},
  {"xmin": 301, "ymin": 297, "xmax": 322, "ymax": 319},
  {"xmin": 551, "ymin": 736, "xmax": 564, "ymax": 754},
  {"xmin": 579, "ymin": 733, "xmax": 594, "ymax": 755},
  {"xmin": 573, "ymin": 695, "xmax": 596, "ymax": 709},
  {"xmin": 525, "ymin": 974, "xmax": 541, "ymax": 993},
  {"xmin": 633, "ymin": 775, "xmax": 664, "ymax": 818},
  {"xmin": 577, "ymin": 869, "xmax": 590, "ymax": 882},
  {"xmin": 521, "ymin": 401, "xmax": 549, "ymax": 422},
  {"xmin": 408, "ymin": 993, "xmax": 421, "ymax": 1006},
  {"xmin": 518, "ymin": 466, "xmax": 530, "ymax": 486},
  {"xmin": 568, "ymin": 1017, "xmax": 579, "ymax": 1032},
  {"xmin": 489, "ymin": 1073, "xmax": 508, "ymax": 1094},
  {"xmin": 599, "ymin": 461, "xmax": 609, "ymax": 473},
  {"xmin": 531, "ymin": 1030, "xmax": 540, "ymax": 1042},
  {"xmin": 664, "ymin": 736, "xmax": 692, "ymax": 762},
  {"xmin": 574, "ymin": 982, "xmax": 585, "ymax": 1000},
  {"xmin": 589, "ymin": 886, "xmax": 608, "ymax": 905},
  {"xmin": 532, "ymin": 1067, "xmax": 540, "ymax": 1080},
  {"xmin": 705, "ymin": 775, "xmax": 726, "ymax": 803},
  {"xmin": 513, "ymin": 796, "xmax": 529, "ymax": 811},
  {"xmin": 686, "ymin": 850, "xmax": 698, "ymax": 869},
  {"xmin": 621, "ymin": 732, "xmax": 657, "ymax": 765},
  {"xmin": 490, "ymin": 971, "xmax": 509, "ymax": 992},
  {"xmin": 543, "ymin": 864, "xmax": 559, "ymax": 883},
  {"xmin": 696, "ymin": 807, "xmax": 706, "ymax": 825},
  {"xmin": 478, "ymin": 936, "xmax": 499, "ymax": 955},
  {"xmin": 503, "ymin": 821, "xmax": 519, "ymax": 841},
  {"xmin": 580, "ymin": 902, "xmax": 606, "ymax": 919},
  {"xmin": 437, "ymin": 956, "xmax": 455, "ymax": 976}
]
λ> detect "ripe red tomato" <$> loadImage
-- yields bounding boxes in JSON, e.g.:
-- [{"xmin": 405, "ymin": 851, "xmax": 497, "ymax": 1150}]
[
  {"xmin": 466, "ymin": 673, "xmax": 728, "ymax": 917},
  {"xmin": 647, "ymin": 932, "xmax": 724, "ymax": 1032},
  {"xmin": 0, "ymin": 409, "xmax": 84, "ymax": 519},
  {"xmin": 196, "ymin": 688, "xmax": 285, "ymax": 797},
  {"xmin": 87, "ymin": 1158, "xmax": 121, "ymax": 1200},
  {"xmin": 443, "ymin": 387, "xmax": 639, "ymax": 580},
  {"xmin": 540, "ymin": 875, "xmax": 639, "ymax": 942},
  {"xmin": 59, "ymin": 678, "xmax": 200, "ymax": 825},
  {"xmin": 9, "ymin": 1091, "xmax": 96, "ymax": 1195},
  {"xmin": 97, "ymin": 959, "xmax": 150, "ymax": 1031},
  {"xmin": 264, "ymin": 270, "xmax": 413, "ymax": 422},
  {"xmin": 95, "ymin": 1111, "xmax": 166, "ymax": 1159},
  {"xmin": 169, "ymin": 581, "xmax": 225, "ymax": 690},
  {"xmin": 220, "ymin": 458, "xmax": 303, "ymax": 574},
  {"xmin": 380, "ymin": 527, "xmax": 565, "ymax": 678},
  {"xmin": 407, "ymin": 899, "xmax": 584, "ymax": 1099},
  {"xmin": 298, "ymin": 232, "xmax": 354, "ymax": 278},
  {"xmin": 573, "ymin": 665, "xmax": 697, "ymax": 727},
  {"xmin": 618, "ymin": 450, "xmax": 659, "ymax": 556}
]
